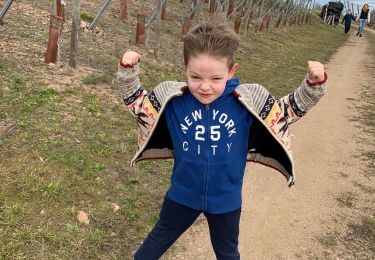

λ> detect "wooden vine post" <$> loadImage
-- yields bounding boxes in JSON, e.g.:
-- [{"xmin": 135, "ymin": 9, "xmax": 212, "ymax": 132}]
[
  {"xmin": 161, "ymin": 0, "xmax": 167, "ymax": 20},
  {"xmin": 181, "ymin": 16, "xmax": 190, "ymax": 38},
  {"xmin": 135, "ymin": 13, "xmax": 146, "ymax": 47},
  {"xmin": 119, "ymin": 0, "xmax": 128, "ymax": 21},
  {"xmin": 227, "ymin": 0, "xmax": 233, "ymax": 18},
  {"xmin": 69, "ymin": 0, "xmax": 80, "ymax": 68},
  {"xmin": 45, "ymin": 0, "xmax": 65, "ymax": 64},
  {"xmin": 234, "ymin": 15, "xmax": 241, "ymax": 33}
]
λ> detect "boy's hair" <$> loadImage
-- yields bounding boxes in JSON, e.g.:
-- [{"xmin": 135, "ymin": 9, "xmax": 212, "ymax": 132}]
[{"xmin": 182, "ymin": 22, "xmax": 240, "ymax": 69}]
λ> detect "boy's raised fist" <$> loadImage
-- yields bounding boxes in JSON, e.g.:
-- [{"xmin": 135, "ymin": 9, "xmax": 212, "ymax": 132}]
[
  {"xmin": 122, "ymin": 51, "xmax": 141, "ymax": 66},
  {"xmin": 307, "ymin": 60, "xmax": 325, "ymax": 84}
]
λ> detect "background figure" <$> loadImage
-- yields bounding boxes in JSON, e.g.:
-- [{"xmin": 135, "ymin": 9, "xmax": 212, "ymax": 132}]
[
  {"xmin": 342, "ymin": 9, "xmax": 356, "ymax": 34},
  {"xmin": 356, "ymin": 3, "xmax": 370, "ymax": 37}
]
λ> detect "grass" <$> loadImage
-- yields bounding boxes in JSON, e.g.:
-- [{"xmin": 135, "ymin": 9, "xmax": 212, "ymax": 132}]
[
  {"xmin": 235, "ymin": 21, "xmax": 347, "ymax": 97},
  {"xmin": 317, "ymin": 232, "xmax": 338, "ymax": 248},
  {"xmin": 337, "ymin": 216, "xmax": 375, "ymax": 259},
  {"xmin": 0, "ymin": 1, "xmax": 351, "ymax": 259},
  {"xmin": 336, "ymin": 191, "xmax": 357, "ymax": 208},
  {"xmin": 83, "ymin": 73, "xmax": 111, "ymax": 85},
  {"xmin": 80, "ymin": 12, "xmax": 94, "ymax": 23}
]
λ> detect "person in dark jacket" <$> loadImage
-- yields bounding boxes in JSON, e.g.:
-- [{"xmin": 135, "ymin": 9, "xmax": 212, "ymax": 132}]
[
  {"xmin": 117, "ymin": 22, "xmax": 328, "ymax": 260},
  {"xmin": 342, "ymin": 9, "xmax": 356, "ymax": 33},
  {"xmin": 356, "ymin": 3, "xmax": 370, "ymax": 37}
]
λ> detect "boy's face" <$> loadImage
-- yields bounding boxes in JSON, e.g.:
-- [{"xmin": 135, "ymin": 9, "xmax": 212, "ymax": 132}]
[{"xmin": 186, "ymin": 54, "xmax": 238, "ymax": 105}]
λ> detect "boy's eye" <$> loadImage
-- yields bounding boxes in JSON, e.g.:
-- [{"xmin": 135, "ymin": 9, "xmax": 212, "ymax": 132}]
[
  {"xmin": 213, "ymin": 78, "xmax": 222, "ymax": 80},
  {"xmin": 191, "ymin": 75, "xmax": 200, "ymax": 79}
]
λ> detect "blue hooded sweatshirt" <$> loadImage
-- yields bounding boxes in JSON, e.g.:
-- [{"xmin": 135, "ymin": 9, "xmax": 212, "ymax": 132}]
[
  {"xmin": 165, "ymin": 78, "xmax": 254, "ymax": 214},
  {"xmin": 342, "ymin": 13, "xmax": 355, "ymax": 25}
]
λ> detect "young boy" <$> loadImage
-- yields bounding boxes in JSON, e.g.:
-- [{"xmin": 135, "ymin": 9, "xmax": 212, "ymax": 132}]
[
  {"xmin": 342, "ymin": 9, "xmax": 355, "ymax": 34},
  {"xmin": 117, "ymin": 23, "xmax": 327, "ymax": 259}
]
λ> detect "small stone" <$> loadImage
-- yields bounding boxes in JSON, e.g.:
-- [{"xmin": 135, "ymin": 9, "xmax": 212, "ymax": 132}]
[
  {"xmin": 77, "ymin": 210, "xmax": 90, "ymax": 225},
  {"xmin": 80, "ymin": 21, "xmax": 87, "ymax": 29},
  {"xmin": 111, "ymin": 203, "xmax": 120, "ymax": 212}
]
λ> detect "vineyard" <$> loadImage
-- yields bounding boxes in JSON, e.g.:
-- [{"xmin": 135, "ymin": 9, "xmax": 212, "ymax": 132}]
[
  {"xmin": 2, "ymin": 0, "xmax": 374, "ymax": 68},
  {"xmin": 1, "ymin": 0, "xmax": 318, "ymax": 66},
  {"xmin": 1, "ymin": 0, "xmax": 371, "ymax": 259}
]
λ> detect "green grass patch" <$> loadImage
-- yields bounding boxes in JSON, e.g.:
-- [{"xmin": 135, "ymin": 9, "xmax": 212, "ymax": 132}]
[
  {"xmin": 83, "ymin": 73, "xmax": 111, "ymax": 85},
  {"xmin": 80, "ymin": 12, "xmax": 94, "ymax": 23},
  {"xmin": 235, "ymin": 17, "xmax": 347, "ymax": 97}
]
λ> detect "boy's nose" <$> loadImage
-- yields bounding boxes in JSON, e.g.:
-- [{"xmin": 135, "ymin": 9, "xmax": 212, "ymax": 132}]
[{"xmin": 200, "ymin": 81, "xmax": 211, "ymax": 90}]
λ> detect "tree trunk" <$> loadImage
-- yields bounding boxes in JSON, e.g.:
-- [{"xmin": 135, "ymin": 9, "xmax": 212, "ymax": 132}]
[
  {"xmin": 119, "ymin": 0, "xmax": 128, "ymax": 21},
  {"xmin": 135, "ymin": 14, "xmax": 146, "ymax": 47}
]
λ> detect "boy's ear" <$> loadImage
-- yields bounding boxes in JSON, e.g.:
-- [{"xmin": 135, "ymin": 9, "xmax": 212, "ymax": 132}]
[{"xmin": 228, "ymin": 63, "xmax": 239, "ymax": 79}]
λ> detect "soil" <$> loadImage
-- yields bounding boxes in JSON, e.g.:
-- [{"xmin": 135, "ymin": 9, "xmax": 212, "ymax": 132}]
[{"xmin": 162, "ymin": 29, "xmax": 375, "ymax": 259}]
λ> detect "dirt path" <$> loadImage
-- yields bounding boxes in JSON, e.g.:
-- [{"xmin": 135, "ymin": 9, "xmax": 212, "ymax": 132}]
[{"xmin": 163, "ymin": 29, "xmax": 374, "ymax": 259}]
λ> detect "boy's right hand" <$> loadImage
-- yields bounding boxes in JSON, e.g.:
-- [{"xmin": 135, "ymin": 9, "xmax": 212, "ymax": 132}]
[{"xmin": 121, "ymin": 51, "xmax": 141, "ymax": 67}]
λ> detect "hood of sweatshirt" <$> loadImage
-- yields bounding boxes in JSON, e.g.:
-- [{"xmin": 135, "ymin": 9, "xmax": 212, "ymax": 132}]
[{"xmin": 216, "ymin": 77, "xmax": 240, "ymax": 101}]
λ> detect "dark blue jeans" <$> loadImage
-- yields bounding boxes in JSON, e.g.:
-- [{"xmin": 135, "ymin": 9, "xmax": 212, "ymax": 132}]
[
  {"xmin": 134, "ymin": 196, "xmax": 241, "ymax": 260},
  {"xmin": 344, "ymin": 23, "xmax": 351, "ymax": 33}
]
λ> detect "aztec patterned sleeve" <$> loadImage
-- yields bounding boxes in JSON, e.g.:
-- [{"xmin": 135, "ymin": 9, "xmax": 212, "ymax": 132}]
[
  {"xmin": 116, "ymin": 64, "xmax": 147, "ymax": 117},
  {"xmin": 278, "ymin": 74, "xmax": 327, "ymax": 125},
  {"xmin": 117, "ymin": 64, "xmax": 164, "ymax": 148},
  {"xmin": 240, "ymin": 74, "xmax": 327, "ymax": 126},
  {"xmin": 236, "ymin": 74, "xmax": 327, "ymax": 151}
]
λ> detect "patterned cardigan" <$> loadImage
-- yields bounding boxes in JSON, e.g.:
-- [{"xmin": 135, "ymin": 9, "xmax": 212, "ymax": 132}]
[{"xmin": 117, "ymin": 64, "xmax": 327, "ymax": 187}]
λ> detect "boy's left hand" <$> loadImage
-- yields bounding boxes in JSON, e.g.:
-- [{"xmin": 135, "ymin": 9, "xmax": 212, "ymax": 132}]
[{"xmin": 307, "ymin": 61, "xmax": 325, "ymax": 84}]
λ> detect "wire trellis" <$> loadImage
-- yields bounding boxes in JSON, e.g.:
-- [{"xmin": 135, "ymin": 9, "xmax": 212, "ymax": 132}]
[{"xmin": 141, "ymin": 0, "xmax": 314, "ymax": 53}]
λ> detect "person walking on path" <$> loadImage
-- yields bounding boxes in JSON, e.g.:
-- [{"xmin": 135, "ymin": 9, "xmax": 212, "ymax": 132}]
[
  {"xmin": 356, "ymin": 3, "xmax": 370, "ymax": 37},
  {"xmin": 342, "ymin": 9, "xmax": 356, "ymax": 34},
  {"xmin": 117, "ymin": 22, "xmax": 327, "ymax": 260}
]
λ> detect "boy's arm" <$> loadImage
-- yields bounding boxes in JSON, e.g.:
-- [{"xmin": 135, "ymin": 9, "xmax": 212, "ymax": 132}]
[
  {"xmin": 278, "ymin": 61, "xmax": 327, "ymax": 125},
  {"xmin": 117, "ymin": 51, "xmax": 147, "ymax": 117}
]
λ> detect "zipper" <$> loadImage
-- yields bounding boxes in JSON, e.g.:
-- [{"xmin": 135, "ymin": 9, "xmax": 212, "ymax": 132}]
[{"xmin": 203, "ymin": 104, "xmax": 210, "ymax": 211}]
